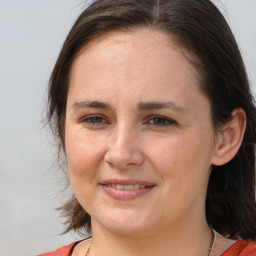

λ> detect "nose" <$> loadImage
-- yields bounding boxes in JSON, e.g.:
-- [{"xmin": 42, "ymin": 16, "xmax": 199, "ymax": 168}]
[{"xmin": 104, "ymin": 125, "xmax": 145, "ymax": 170}]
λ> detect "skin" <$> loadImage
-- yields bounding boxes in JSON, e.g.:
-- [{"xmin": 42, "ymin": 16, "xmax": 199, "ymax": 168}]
[{"xmin": 65, "ymin": 28, "xmax": 246, "ymax": 256}]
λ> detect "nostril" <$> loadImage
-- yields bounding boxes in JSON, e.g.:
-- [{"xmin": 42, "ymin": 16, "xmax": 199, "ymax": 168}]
[{"xmin": 104, "ymin": 146, "xmax": 144, "ymax": 169}]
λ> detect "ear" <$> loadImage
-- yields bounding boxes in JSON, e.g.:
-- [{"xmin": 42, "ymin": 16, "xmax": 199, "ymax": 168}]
[{"xmin": 210, "ymin": 108, "xmax": 246, "ymax": 166}]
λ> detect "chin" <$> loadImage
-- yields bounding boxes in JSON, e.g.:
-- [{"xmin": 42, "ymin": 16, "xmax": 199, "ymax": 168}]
[
  {"xmin": 93, "ymin": 209, "xmax": 155, "ymax": 237},
  {"xmin": 105, "ymin": 223, "xmax": 153, "ymax": 238}
]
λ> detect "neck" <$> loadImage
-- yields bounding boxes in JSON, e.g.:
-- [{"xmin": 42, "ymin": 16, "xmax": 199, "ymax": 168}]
[{"xmin": 89, "ymin": 216, "xmax": 212, "ymax": 256}]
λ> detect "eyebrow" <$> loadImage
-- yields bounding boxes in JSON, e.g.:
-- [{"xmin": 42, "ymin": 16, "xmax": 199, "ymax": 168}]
[
  {"xmin": 71, "ymin": 100, "xmax": 111, "ymax": 111},
  {"xmin": 71, "ymin": 100, "xmax": 188, "ymax": 113},
  {"xmin": 138, "ymin": 101, "xmax": 188, "ymax": 113}
]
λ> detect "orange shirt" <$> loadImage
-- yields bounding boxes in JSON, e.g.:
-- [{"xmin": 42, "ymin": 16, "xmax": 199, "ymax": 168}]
[
  {"xmin": 38, "ymin": 240, "xmax": 256, "ymax": 256},
  {"xmin": 221, "ymin": 240, "xmax": 256, "ymax": 256},
  {"xmin": 37, "ymin": 242, "xmax": 79, "ymax": 256}
]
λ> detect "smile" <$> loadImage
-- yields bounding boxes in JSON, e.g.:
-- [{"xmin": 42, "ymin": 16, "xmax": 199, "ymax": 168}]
[
  {"xmin": 101, "ymin": 181, "xmax": 155, "ymax": 200},
  {"xmin": 105, "ymin": 184, "xmax": 147, "ymax": 190}
]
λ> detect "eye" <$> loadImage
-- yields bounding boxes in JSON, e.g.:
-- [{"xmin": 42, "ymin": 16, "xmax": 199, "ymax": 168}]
[
  {"xmin": 147, "ymin": 115, "xmax": 176, "ymax": 127},
  {"xmin": 80, "ymin": 115, "xmax": 108, "ymax": 126}
]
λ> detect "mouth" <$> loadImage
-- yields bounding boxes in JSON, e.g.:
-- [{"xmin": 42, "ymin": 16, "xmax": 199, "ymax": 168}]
[
  {"xmin": 100, "ymin": 180, "xmax": 156, "ymax": 200},
  {"xmin": 103, "ymin": 184, "xmax": 151, "ymax": 190}
]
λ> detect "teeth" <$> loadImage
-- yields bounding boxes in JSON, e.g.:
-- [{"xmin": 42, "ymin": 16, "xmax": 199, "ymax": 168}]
[
  {"xmin": 133, "ymin": 184, "xmax": 140, "ymax": 189},
  {"xmin": 116, "ymin": 184, "xmax": 125, "ymax": 190},
  {"xmin": 124, "ymin": 184, "xmax": 133, "ymax": 190},
  {"xmin": 106, "ymin": 184, "xmax": 147, "ymax": 190}
]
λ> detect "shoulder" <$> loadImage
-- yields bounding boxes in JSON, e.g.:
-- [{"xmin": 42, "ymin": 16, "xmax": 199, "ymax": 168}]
[
  {"xmin": 37, "ymin": 241, "xmax": 80, "ymax": 256},
  {"xmin": 222, "ymin": 240, "xmax": 256, "ymax": 256}
]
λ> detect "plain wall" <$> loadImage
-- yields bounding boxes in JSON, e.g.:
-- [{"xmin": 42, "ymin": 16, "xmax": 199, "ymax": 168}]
[{"xmin": 0, "ymin": 1, "xmax": 255, "ymax": 255}]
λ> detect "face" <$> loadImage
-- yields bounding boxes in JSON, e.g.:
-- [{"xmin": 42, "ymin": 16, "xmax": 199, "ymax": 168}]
[{"xmin": 65, "ymin": 29, "xmax": 218, "ymax": 237}]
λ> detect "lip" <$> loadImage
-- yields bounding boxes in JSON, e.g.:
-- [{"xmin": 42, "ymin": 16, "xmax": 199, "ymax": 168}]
[
  {"xmin": 100, "ymin": 179, "xmax": 156, "ymax": 200},
  {"xmin": 100, "ymin": 179, "xmax": 155, "ymax": 186}
]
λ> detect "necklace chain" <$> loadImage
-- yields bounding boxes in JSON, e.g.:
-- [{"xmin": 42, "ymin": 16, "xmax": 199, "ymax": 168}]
[
  {"xmin": 85, "ymin": 238, "xmax": 92, "ymax": 256},
  {"xmin": 85, "ymin": 228, "xmax": 215, "ymax": 256}
]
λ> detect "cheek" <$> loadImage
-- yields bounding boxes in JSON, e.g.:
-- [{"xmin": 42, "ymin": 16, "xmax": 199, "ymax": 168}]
[
  {"xmin": 65, "ymin": 128, "xmax": 105, "ymax": 177},
  {"xmin": 65, "ymin": 129, "xmax": 108, "ymax": 208},
  {"xmin": 148, "ymin": 131, "xmax": 214, "ymax": 183}
]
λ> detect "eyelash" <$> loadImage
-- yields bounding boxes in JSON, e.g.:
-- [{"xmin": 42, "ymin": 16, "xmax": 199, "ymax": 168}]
[
  {"xmin": 146, "ymin": 115, "xmax": 176, "ymax": 127},
  {"xmin": 80, "ymin": 115, "xmax": 108, "ymax": 126},
  {"xmin": 80, "ymin": 115, "xmax": 176, "ymax": 128}
]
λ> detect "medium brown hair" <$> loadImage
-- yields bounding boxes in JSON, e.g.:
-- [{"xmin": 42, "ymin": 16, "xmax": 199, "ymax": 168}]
[{"xmin": 47, "ymin": 0, "xmax": 256, "ymax": 239}]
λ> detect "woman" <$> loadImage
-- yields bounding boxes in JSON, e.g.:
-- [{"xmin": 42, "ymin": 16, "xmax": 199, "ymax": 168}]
[{"xmin": 39, "ymin": 0, "xmax": 256, "ymax": 255}]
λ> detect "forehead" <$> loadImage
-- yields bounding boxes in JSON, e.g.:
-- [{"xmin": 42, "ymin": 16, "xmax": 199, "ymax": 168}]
[
  {"xmin": 68, "ymin": 28, "xmax": 205, "ymax": 107},
  {"xmin": 71, "ymin": 28, "xmax": 200, "ymax": 78}
]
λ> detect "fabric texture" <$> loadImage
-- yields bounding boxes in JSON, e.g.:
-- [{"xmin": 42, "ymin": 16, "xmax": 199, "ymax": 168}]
[
  {"xmin": 38, "ymin": 239, "xmax": 256, "ymax": 256},
  {"xmin": 37, "ymin": 242, "xmax": 79, "ymax": 256},
  {"xmin": 221, "ymin": 240, "xmax": 256, "ymax": 256}
]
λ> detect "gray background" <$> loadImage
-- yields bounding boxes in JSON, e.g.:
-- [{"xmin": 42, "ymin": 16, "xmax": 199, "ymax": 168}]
[{"xmin": 0, "ymin": 1, "xmax": 255, "ymax": 255}]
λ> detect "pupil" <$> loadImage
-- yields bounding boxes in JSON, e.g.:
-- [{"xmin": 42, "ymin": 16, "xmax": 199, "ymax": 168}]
[
  {"xmin": 154, "ymin": 118, "xmax": 164, "ymax": 124},
  {"xmin": 92, "ymin": 117, "xmax": 101, "ymax": 122}
]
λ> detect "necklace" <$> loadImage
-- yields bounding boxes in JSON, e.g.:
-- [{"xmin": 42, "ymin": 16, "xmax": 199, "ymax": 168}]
[
  {"xmin": 85, "ymin": 238, "xmax": 92, "ymax": 256},
  {"xmin": 85, "ymin": 228, "xmax": 215, "ymax": 256}
]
